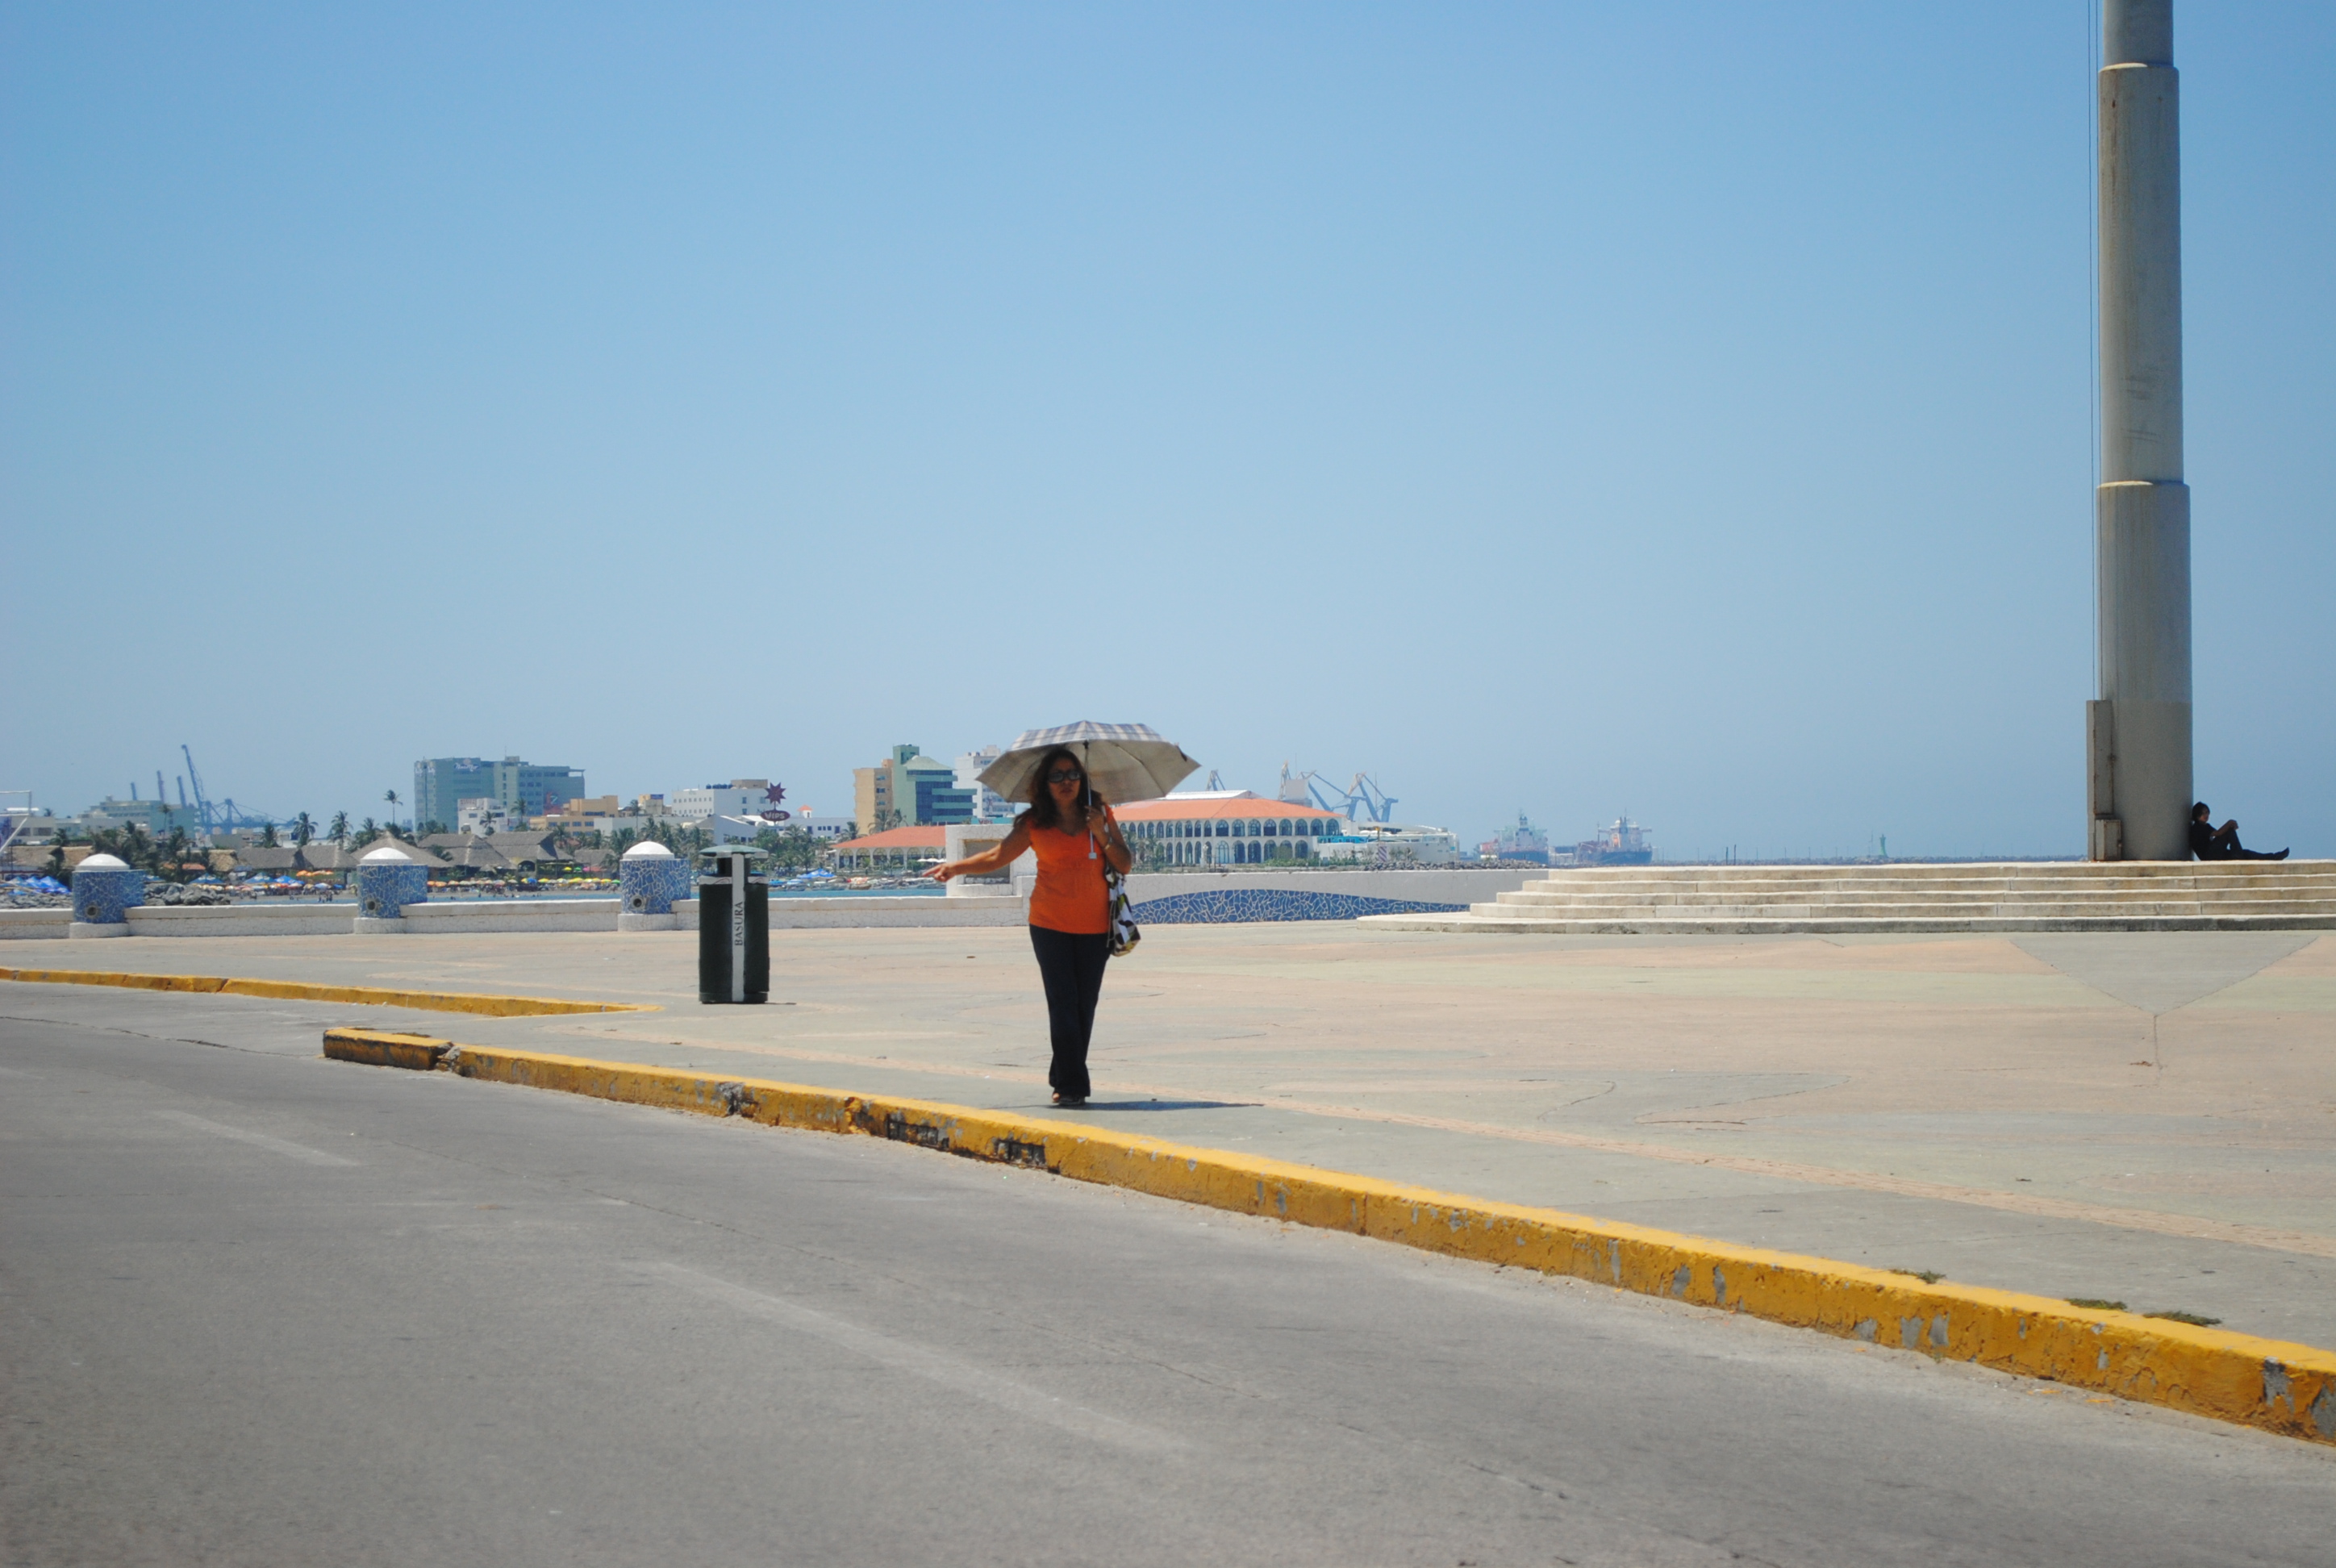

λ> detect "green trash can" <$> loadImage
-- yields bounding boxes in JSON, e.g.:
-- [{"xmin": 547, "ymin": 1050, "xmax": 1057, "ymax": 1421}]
[{"xmin": 697, "ymin": 848, "xmax": 770, "ymax": 1004}]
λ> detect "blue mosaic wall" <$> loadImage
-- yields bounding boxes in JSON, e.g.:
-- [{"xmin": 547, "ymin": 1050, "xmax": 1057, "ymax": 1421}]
[
  {"xmin": 353, "ymin": 863, "xmax": 430, "ymax": 917},
  {"xmin": 70, "ymin": 865, "xmax": 146, "ymax": 924},
  {"xmin": 620, "ymin": 855, "xmax": 692, "ymax": 914},
  {"xmin": 1128, "ymin": 889, "xmax": 1467, "ymax": 924}
]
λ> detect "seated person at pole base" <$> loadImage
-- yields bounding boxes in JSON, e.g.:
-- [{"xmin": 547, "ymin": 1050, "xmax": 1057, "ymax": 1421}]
[{"xmin": 2189, "ymin": 802, "xmax": 2288, "ymax": 861}]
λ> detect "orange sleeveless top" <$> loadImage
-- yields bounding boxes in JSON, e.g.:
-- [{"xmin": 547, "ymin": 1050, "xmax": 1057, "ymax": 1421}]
[{"xmin": 1027, "ymin": 820, "xmax": 1109, "ymax": 935}]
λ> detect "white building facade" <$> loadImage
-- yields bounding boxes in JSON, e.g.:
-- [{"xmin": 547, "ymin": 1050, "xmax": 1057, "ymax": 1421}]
[
  {"xmin": 1112, "ymin": 791, "xmax": 1345, "ymax": 865},
  {"xmin": 456, "ymin": 797, "xmax": 512, "ymax": 836},
  {"xmin": 1315, "ymin": 823, "xmax": 1466, "ymax": 865},
  {"xmin": 670, "ymin": 778, "xmax": 784, "ymax": 821}
]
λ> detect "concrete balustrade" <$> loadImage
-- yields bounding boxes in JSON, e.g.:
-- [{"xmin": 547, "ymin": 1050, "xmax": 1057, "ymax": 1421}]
[
  {"xmin": 0, "ymin": 867, "xmax": 1550, "ymax": 938},
  {"xmin": 113, "ymin": 903, "xmax": 366, "ymax": 937},
  {"xmin": 14, "ymin": 861, "xmax": 2330, "ymax": 939}
]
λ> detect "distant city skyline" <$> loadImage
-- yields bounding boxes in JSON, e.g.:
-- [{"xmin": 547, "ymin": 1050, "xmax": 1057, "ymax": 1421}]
[
  {"xmin": 0, "ymin": 744, "xmax": 2084, "ymax": 863},
  {"xmin": 6, "ymin": 5, "xmax": 2330, "ymax": 858}
]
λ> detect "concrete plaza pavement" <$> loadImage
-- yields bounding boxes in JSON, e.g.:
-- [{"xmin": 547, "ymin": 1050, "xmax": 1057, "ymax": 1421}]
[
  {"xmin": 5, "ymin": 922, "xmax": 2334, "ymax": 1349},
  {"xmin": 4, "ymin": 1007, "xmax": 2331, "ymax": 1566}
]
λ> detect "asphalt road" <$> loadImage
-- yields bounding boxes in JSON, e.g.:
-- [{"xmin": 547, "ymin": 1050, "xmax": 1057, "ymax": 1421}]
[{"xmin": 2, "ymin": 999, "xmax": 2330, "ymax": 1567}]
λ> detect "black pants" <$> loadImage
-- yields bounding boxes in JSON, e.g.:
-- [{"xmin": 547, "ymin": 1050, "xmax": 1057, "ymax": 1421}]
[
  {"xmin": 1029, "ymin": 925, "xmax": 1109, "ymax": 1100},
  {"xmin": 2199, "ymin": 824, "xmax": 2284, "ymax": 861}
]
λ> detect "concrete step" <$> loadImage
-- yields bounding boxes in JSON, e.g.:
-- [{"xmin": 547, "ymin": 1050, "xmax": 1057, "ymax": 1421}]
[
  {"xmin": 1485, "ymin": 883, "xmax": 2336, "ymax": 897},
  {"xmin": 1366, "ymin": 860, "xmax": 2336, "ymax": 935},
  {"xmin": 1513, "ymin": 864, "xmax": 2317, "ymax": 887},
  {"xmin": 1489, "ymin": 888, "xmax": 2336, "ymax": 910},
  {"xmin": 1522, "ymin": 861, "xmax": 2327, "ymax": 878},
  {"xmin": 1467, "ymin": 899, "xmax": 2336, "ymax": 920},
  {"xmin": 1498, "ymin": 874, "xmax": 2336, "ymax": 903},
  {"xmin": 1516, "ymin": 873, "xmax": 2333, "ymax": 894},
  {"xmin": 1495, "ymin": 874, "xmax": 2336, "ymax": 891},
  {"xmin": 1364, "ymin": 911, "xmax": 2336, "ymax": 935}
]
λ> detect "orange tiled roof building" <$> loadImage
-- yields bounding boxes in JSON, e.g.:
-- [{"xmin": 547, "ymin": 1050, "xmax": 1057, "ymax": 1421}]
[{"xmin": 828, "ymin": 823, "xmax": 948, "ymax": 868}]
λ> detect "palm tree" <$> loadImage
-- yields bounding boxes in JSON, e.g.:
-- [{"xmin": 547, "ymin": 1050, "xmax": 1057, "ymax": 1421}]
[
  {"xmin": 260, "ymin": 819, "xmax": 279, "ymax": 849},
  {"xmin": 293, "ymin": 812, "xmax": 315, "ymax": 847},
  {"xmin": 644, "ymin": 819, "xmax": 710, "ymax": 857},
  {"xmin": 753, "ymin": 824, "xmax": 818, "ymax": 874},
  {"xmin": 92, "ymin": 823, "xmax": 162, "ymax": 874},
  {"xmin": 158, "ymin": 828, "xmax": 198, "ymax": 882},
  {"xmin": 384, "ymin": 789, "xmax": 401, "ymax": 828},
  {"xmin": 327, "ymin": 811, "xmax": 350, "ymax": 845}
]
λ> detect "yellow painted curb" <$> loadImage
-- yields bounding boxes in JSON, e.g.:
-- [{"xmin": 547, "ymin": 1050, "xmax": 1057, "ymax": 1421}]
[
  {"xmin": 321, "ymin": 1028, "xmax": 2336, "ymax": 1447},
  {"xmin": 0, "ymin": 965, "xmax": 655, "ymax": 1017}
]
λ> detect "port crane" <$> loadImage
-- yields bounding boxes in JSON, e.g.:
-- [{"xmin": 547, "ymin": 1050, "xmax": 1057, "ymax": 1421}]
[
  {"xmin": 1278, "ymin": 765, "xmax": 1400, "ymax": 824},
  {"xmin": 180, "ymin": 744, "xmax": 273, "ymax": 837}
]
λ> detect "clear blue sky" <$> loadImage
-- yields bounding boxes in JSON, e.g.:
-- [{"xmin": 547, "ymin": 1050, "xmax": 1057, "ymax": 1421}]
[{"xmin": 5, "ymin": 2, "xmax": 2330, "ymax": 857}]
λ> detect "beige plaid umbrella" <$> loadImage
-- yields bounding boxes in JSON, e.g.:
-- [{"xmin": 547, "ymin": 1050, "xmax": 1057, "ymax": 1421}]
[{"xmin": 977, "ymin": 722, "xmax": 1201, "ymax": 808}]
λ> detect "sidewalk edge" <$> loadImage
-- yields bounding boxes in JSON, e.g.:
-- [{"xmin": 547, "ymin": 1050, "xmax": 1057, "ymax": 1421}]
[
  {"xmin": 1, "ymin": 965, "xmax": 656, "ymax": 1016},
  {"xmin": 322, "ymin": 1027, "xmax": 2336, "ymax": 1446}
]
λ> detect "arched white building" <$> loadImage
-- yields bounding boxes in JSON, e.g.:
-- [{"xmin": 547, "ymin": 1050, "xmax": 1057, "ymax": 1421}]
[{"xmin": 1112, "ymin": 791, "xmax": 1343, "ymax": 865}]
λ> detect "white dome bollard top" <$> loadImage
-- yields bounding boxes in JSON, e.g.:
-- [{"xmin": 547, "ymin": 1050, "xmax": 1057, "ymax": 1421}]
[{"xmin": 69, "ymin": 853, "xmax": 146, "ymax": 937}]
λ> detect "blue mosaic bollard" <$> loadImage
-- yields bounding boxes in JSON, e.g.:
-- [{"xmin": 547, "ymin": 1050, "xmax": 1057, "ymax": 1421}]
[
  {"xmin": 352, "ymin": 843, "xmax": 431, "ymax": 932},
  {"xmin": 619, "ymin": 840, "xmax": 692, "ymax": 932},
  {"xmin": 69, "ymin": 853, "xmax": 146, "ymax": 939}
]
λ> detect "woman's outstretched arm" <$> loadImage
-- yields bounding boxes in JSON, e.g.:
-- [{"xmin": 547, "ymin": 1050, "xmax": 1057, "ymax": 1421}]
[{"xmin": 924, "ymin": 816, "xmax": 1032, "ymax": 882}]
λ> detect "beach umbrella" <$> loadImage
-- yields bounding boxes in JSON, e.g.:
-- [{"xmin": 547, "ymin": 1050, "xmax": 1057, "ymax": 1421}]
[{"xmin": 979, "ymin": 721, "xmax": 1200, "ymax": 807}]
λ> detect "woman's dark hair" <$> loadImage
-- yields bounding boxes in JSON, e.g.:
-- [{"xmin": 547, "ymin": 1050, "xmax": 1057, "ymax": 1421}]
[
  {"xmin": 1025, "ymin": 747, "xmax": 1102, "ymax": 831},
  {"xmin": 2193, "ymin": 802, "xmax": 2211, "ymax": 819}
]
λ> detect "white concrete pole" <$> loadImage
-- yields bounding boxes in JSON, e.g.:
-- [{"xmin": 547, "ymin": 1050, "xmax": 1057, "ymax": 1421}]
[{"xmin": 2089, "ymin": 0, "xmax": 2191, "ymax": 861}]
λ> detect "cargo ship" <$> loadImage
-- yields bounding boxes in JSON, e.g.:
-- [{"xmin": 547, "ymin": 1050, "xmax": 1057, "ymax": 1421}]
[
  {"xmin": 1479, "ymin": 812, "xmax": 1551, "ymax": 865},
  {"xmin": 1572, "ymin": 815, "xmax": 1654, "ymax": 866}
]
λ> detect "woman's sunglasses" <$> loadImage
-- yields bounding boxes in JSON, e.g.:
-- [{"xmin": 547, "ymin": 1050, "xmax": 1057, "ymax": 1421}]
[{"xmin": 1045, "ymin": 769, "xmax": 1085, "ymax": 785}]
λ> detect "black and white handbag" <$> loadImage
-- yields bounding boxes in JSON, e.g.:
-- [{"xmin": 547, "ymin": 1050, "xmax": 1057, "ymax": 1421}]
[
  {"xmin": 1103, "ymin": 862, "xmax": 1140, "ymax": 957},
  {"xmin": 1093, "ymin": 827, "xmax": 1140, "ymax": 957}
]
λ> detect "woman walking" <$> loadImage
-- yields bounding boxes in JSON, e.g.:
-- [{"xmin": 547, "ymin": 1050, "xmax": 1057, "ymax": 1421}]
[{"xmin": 926, "ymin": 746, "xmax": 1131, "ymax": 1107}]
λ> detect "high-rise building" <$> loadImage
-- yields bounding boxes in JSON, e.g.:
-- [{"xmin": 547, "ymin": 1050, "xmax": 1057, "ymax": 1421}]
[
  {"xmin": 954, "ymin": 746, "xmax": 1020, "ymax": 821},
  {"xmin": 853, "ymin": 744, "xmax": 972, "ymax": 830},
  {"xmin": 413, "ymin": 757, "xmax": 586, "ymax": 831},
  {"xmin": 913, "ymin": 773, "xmax": 974, "ymax": 825}
]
